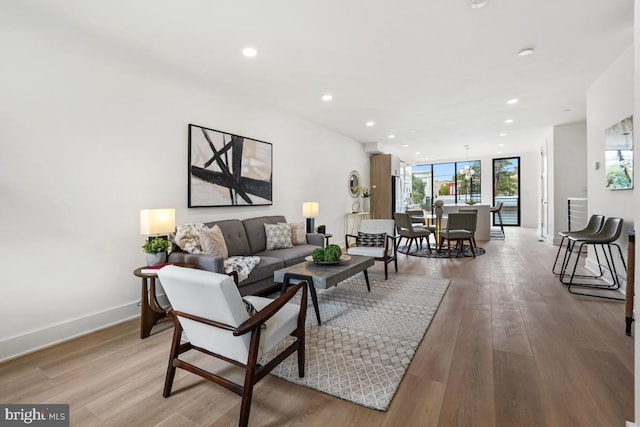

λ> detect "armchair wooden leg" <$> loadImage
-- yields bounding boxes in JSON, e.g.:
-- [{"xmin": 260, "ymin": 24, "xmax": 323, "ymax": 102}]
[
  {"xmin": 163, "ymin": 318, "xmax": 183, "ymax": 398},
  {"xmin": 239, "ymin": 329, "xmax": 261, "ymax": 427}
]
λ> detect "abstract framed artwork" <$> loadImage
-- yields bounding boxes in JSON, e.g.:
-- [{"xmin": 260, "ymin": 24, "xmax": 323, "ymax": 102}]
[
  {"xmin": 604, "ymin": 115, "xmax": 633, "ymax": 190},
  {"xmin": 188, "ymin": 124, "xmax": 273, "ymax": 207}
]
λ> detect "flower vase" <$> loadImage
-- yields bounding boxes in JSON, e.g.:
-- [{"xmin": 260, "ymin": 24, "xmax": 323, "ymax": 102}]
[
  {"xmin": 146, "ymin": 252, "xmax": 166, "ymax": 267},
  {"xmin": 362, "ymin": 197, "xmax": 370, "ymax": 212}
]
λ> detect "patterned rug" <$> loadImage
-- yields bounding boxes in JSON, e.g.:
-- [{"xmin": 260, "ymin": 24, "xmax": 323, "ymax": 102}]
[
  {"xmin": 397, "ymin": 244, "xmax": 485, "ymax": 258},
  {"xmin": 262, "ymin": 272, "xmax": 450, "ymax": 411}
]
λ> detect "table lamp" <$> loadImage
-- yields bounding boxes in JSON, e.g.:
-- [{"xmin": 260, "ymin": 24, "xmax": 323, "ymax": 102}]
[
  {"xmin": 302, "ymin": 202, "xmax": 319, "ymax": 233},
  {"xmin": 140, "ymin": 208, "xmax": 176, "ymax": 240}
]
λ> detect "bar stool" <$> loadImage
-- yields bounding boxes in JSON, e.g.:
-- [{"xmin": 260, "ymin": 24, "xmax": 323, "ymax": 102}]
[
  {"xmin": 552, "ymin": 214, "xmax": 605, "ymax": 275},
  {"xmin": 559, "ymin": 217, "xmax": 626, "ymax": 301},
  {"xmin": 490, "ymin": 201, "xmax": 504, "ymax": 238}
]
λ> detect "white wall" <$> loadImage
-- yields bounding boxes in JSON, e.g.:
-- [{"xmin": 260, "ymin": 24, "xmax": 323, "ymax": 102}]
[
  {"xmin": 0, "ymin": 6, "xmax": 368, "ymax": 360},
  {"xmin": 634, "ymin": 1, "xmax": 640, "ymax": 424},
  {"xmin": 551, "ymin": 122, "xmax": 588, "ymax": 243},
  {"xmin": 586, "ymin": 46, "xmax": 635, "ymax": 292}
]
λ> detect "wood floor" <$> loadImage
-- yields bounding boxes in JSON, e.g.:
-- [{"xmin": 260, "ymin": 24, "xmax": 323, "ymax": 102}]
[{"xmin": 1, "ymin": 227, "xmax": 634, "ymax": 426}]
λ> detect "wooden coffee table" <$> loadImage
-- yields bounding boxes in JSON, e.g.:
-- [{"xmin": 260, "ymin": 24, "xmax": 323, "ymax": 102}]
[{"xmin": 274, "ymin": 255, "xmax": 375, "ymax": 325}]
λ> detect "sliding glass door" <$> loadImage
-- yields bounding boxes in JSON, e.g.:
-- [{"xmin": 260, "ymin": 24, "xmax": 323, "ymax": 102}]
[{"xmin": 493, "ymin": 157, "xmax": 520, "ymax": 226}]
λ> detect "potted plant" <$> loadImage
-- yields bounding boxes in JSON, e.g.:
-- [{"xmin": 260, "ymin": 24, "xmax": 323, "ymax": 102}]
[{"xmin": 142, "ymin": 237, "xmax": 170, "ymax": 266}]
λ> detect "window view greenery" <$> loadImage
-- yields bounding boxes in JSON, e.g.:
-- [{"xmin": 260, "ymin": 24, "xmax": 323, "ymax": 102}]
[
  {"xmin": 493, "ymin": 157, "xmax": 520, "ymax": 226},
  {"xmin": 410, "ymin": 160, "xmax": 481, "ymax": 211}
]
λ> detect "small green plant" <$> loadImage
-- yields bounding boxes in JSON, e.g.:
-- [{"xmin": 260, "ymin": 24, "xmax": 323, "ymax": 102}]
[
  {"xmin": 142, "ymin": 237, "xmax": 170, "ymax": 254},
  {"xmin": 311, "ymin": 244, "xmax": 343, "ymax": 263}
]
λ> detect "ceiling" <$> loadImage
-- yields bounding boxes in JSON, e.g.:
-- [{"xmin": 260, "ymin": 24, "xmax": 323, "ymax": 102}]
[{"xmin": 26, "ymin": 0, "xmax": 634, "ymax": 164}]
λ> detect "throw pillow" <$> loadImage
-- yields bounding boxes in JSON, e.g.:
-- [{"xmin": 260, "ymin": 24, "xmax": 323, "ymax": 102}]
[
  {"xmin": 174, "ymin": 223, "xmax": 208, "ymax": 253},
  {"xmin": 199, "ymin": 224, "xmax": 229, "ymax": 258},
  {"xmin": 279, "ymin": 222, "xmax": 306, "ymax": 245},
  {"xmin": 356, "ymin": 232, "xmax": 386, "ymax": 247},
  {"xmin": 264, "ymin": 223, "xmax": 293, "ymax": 250}
]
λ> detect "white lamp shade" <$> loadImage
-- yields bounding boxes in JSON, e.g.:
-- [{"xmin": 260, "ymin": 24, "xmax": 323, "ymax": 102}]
[
  {"xmin": 140, "ymin": 209, "xmax": 176, "ymax": 235},
  {"xmin": 302, "ymin": 202, "xmax": 319, "ymax": 218}
]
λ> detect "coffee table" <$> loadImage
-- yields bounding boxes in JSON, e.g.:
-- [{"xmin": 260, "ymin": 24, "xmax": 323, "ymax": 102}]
[{"xmin": 274, "ymin": 254, "xmax": 375, "ymax": 325}]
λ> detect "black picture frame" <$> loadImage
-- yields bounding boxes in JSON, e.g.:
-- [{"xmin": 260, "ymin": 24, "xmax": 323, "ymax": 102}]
[{"xmin": 188, "ymin": 124, "xmax": 273, "ymax": 207}]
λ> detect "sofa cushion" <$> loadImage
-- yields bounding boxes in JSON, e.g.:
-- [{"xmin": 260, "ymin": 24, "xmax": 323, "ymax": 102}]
[
  {"xmin": 264, "ymin": 223, "xmax": 293, "ymax": 250},
  {"xmin": 243, "ymin": 216, "xmax": 287, "ymax": 254},
  {"xmin": 256, "ymin": 244, "xmax": 320, "ymax": 267},
  {"xmin": 239, "ymin": 255, "xmax": 285, "ymax": 285},
  {"xmin": 205, "ymin": 219, "xmax": 251, "ymax": 256}
]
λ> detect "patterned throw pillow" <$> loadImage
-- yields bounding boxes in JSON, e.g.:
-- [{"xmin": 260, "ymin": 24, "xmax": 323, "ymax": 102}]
[
  {"xmin": 264, "ymin": 223, "xmax": 293, "ymax": 250},
  {"xmin": 199, "ymin": 224, "xmax": 229, "ymax": 258},
  {"xmin": 356, "ymin": 232, "xmax": 386, "ymax": 247},
  {"xmin": 174, "ymin": 223, "xmax": 208, "ymax": 253},
  {"xmin": 279, "ymin": 222, "xmax": 306, "ymax": 245}
]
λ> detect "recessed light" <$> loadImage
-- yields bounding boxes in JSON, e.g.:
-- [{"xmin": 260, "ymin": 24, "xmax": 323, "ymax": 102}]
[
  {"xmin": 409, "ymin": 130, "xmax": 416, "ymax": 134},
  {"xmin": 388, "ymin": 134, "xmax": 395, "ymax": 139},
  {"xmin": 497, "ymin": 151, "xmax": 503, "ymax": 154},
  {"xmin": 504, "ymin": 119, "xmax": 514, "ymax": 124},
  {"xmin": 242, "ymin": 47, "xmax": 257, "ymax": 57},
  {"xmin": 366, "ymin": 121, "xmax": 375, "ymax": 127},
  {"xmin": 322, "ymin": 94, "xmax": 333, "ymax": 102},
  {"xmin": 506, "ymin": 98, "xmax": 519, "ymax": 105},
  {"xmin": 469, "ymin": 0, "xmax": 488, "ymax": 8},
  {"xmin": 416, "ymin": 152, "xmax": 420, "ymax": 155},
  {"xmin": 517, "ymin": 47, "xmax": 535, "ymax": 57},
  {"xmin": 402, "ymin": 144, "xmax": 409, "ymax": 148},
  {"xmin": 498, "ymin": 143, "xmax": 504, "ymax": 147},
  {"xmin": 499, "ymin": 133, "xmax": 507, "ymax": 137}
]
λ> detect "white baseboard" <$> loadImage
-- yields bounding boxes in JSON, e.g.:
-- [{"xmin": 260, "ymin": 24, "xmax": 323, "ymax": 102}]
[
  {"xmin": 625, "ymin": 421, "xmax": 635, "ymax": 427},
  {"xmin": 584, "ymin": 256, "xmax": 626, "ymax": 295},
  {"xmin": 0, "ymin": 301, "xmax": 140, "ymax": 363}
]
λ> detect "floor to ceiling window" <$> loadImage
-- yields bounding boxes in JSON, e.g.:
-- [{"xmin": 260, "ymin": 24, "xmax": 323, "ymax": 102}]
[
  {"xmin": 493, "ymin": 157, "xmax": 520, "ymax": 226},
  {"xmin": 411, "ymin": 160, "xmax": 482, "ymax": 211}
]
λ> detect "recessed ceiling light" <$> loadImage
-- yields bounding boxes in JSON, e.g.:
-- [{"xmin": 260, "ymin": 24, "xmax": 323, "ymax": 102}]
[
  {"xmin": 242, "ymin": 47, "xmax": 257, "ymax": 57},
  {"xmin": 506, "ymin": 98, "xmax": 519, "ymax": 105},
  {"xmin": 504, "ymin": 119, "xmax": 514, "ymax": 124},
  {"xmin": 517, "ymin": 47, "xmax": 535, "ymax": 57},
  {"xmin": 322, "ymin": 94, "xmax": 333, "ymax": 102},
  {"xmin": 402, "ymin": 144, "xmax": 409, "ymax": 148},
  {"xmin": 497, "ymin": 151, "xmax": 503, "ymax": 154},
  {"xmin": 388, "ymin": 134, "xmax": 395, "ymax": 139},
  {"xmin": 409, "ymin": 130, "xmax": 416, "ymax": 134},
  {"xmin": 469, "ymin": 0, "xmax": 488, "ymax": 8},
  {"xmin": 366, "ymin": 121, "xmax": 375, "ymax": 127},
  {"xmin": 499, "ymin": 133, "xmax": 507, "ymax": 137},
  {"xmin": 416, "ymin": 152, "xmax": 421, "ymax": 155},
  {"xmin": 498, "ymin": 143, "xmax": 504, "ymax": 147}
]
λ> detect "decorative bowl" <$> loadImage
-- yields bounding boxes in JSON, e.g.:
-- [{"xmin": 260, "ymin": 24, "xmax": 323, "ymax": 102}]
[{"xmin": 305, "ymin": 255, "xmax": 351, "ymax": 265}]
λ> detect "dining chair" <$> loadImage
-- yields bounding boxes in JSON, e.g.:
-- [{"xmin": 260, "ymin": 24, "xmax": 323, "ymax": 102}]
[
  {"xmin": 394, "ymin": 212, "xmax": 432, "ymax": 253},
  {"xmin": 438, "ymin": 212, "xmax": 476, "ymax": 258},
  {"xmin": 458, "ymin": 208, "xmax": 478, "ymax": 251},
  {"xmin": 157, "ymin": 265, "xmax": 307, "ymax": 427}
]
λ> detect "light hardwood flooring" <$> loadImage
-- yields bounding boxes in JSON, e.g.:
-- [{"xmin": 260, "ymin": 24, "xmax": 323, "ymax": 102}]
[{"xmin": 0, "ymin": 227, "xmax": 634, "ymax": 426}]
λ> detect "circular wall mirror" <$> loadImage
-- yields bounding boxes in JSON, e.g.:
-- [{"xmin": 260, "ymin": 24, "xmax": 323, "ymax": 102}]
[{"xmin": 348, "ymin": 170, "xmax": 361, "ymax": 198}]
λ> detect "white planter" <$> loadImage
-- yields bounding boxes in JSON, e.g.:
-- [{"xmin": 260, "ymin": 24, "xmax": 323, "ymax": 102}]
[
  {"xmin": 146, "ymin": 252, "xmax": 166, "ymax": 266},
  {"xmin": 362, "ymin": 197, "xmax": 370, "ymax": 212}
]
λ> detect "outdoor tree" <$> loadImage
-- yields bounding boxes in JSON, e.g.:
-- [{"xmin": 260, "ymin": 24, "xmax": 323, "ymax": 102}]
[
  {"xmin": 494, "ymin": 159, "xmax": 517, "ymax": 196},
  {"xmin": 412, "ymin": 175, "xmax": 425, "ymax": 207},
  {"xmin": 438, "ymin": 183, "xmax": 449, "ymax": 196}
]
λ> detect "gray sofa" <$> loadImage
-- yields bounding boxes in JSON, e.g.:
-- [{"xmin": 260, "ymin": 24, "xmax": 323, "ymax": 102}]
[{"xmin": 168, "ymin": 215, "xmax": 324, "ymax": 296}]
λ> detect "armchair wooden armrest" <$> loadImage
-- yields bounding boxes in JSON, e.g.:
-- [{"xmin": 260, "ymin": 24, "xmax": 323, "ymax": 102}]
[{"xmin": 234, "ymin": 281, "xmax": 307, "ymax": 336}]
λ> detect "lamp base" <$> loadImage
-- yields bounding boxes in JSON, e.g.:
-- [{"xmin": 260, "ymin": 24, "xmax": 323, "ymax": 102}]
[{"xmin": 306, "ymin": 218, "xmax": 315, "ymax": 234}]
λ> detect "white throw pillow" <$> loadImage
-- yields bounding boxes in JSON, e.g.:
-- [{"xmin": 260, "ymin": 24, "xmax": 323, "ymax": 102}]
[
  {"xmin": 174, "ymin": 223, "xmax": 208, "ymax": 253},
  {"xmin": 264, "ymin": 223, "xmax": 293, "ymax": 250},
  {"xmin": 199, "ymin": 224, "xmax": 229, "ymax": 258}
]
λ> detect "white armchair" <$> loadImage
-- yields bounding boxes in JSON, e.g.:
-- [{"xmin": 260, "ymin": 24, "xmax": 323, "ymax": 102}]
[
  {"xmin": 345, "ymin": 219, "xmax": 398, "ymax": 279},
  {"xmin": 158, "ymin": 265, "xmax": 307, "ymax": 427}
]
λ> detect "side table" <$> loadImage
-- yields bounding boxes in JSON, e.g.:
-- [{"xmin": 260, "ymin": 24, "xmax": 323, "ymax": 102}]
[{"xmin": 133, "ymin": 263, "xmax": 194, "ymax": 339}]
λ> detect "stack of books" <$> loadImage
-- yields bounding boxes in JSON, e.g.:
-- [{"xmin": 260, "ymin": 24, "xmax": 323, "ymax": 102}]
[{"xmin": 141, "ymin": 263, "xmax": 173, "ymax": 274}]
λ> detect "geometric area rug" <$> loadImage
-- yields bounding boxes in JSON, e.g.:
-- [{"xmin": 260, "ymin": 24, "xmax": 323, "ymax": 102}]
[{"xmin": 262, "ymin": 272, "xmax": 450, "ymax": 411}]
